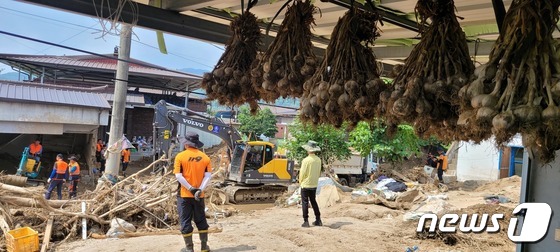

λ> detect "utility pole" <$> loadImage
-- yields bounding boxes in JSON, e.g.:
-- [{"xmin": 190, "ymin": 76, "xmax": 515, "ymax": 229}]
[{"xmin": 105, "ymin": 24, "xmax": 132, "ymax": 177}]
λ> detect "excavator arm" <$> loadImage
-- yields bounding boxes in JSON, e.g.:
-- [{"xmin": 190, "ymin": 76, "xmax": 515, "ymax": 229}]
[
  {"xmin": 153, "ymin": 100, "xmax": 294, "ymax": 204},
  {"xmin": 153, "ymin": 100, "xmax": 241, "ymax": 159}
]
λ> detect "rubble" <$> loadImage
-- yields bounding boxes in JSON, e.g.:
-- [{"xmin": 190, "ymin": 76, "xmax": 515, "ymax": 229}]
[
  {"xmin": 396, "ymin": 189, "xmax": 425, "ymax": 204},
  {"xmin": 316, "ymin": 185, "xmax": 340, "ymax": 208},
  {"xmin": 0, "ymin": 154, "xmax": 229, "ymax": 250},
  {"xmin": 483, "ymin": 195, "xmax": 511, "ymax": 204},
  {"xmin": 48, "ymin": 167, "xmax": 519, "ymax": 252},
  {"xmin": 419, "ymin": 204, "xmax": 516, "ymax": 248},
  {"xmin": 281, "ymin": 177, "xmax": 342, "ymax": 208}
]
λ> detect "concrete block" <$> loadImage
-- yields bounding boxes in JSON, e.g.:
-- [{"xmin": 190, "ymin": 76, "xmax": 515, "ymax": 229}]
[{"xmin": 443, "ymin": 175, "xmax": 457, "ymax": 184}]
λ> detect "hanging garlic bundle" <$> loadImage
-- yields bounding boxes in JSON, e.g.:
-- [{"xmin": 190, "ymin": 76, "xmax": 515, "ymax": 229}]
[
  {"xmin": 380, "ymin": 0, "xmax": 474, "ymax": 142},
  {"xmin": 202, "ymin": 10, "xmax": 261, "ymax": 112},
  {"xmin": 300, "ymin": 7, "xmax": 385, "ymax": 127},
  {"xmin": 458, "ymin": 0, "xmax": 560, "ymax": 161},
  {"xmin": 251, "ymin": 0, "xmax": 318, "ymax": 102}
]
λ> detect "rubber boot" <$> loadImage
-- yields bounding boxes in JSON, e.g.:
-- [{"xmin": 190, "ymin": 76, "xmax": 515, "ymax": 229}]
[
  {"xmin": 200, "ymin": 232, "xmax": 210, "ymax": 252},
  {"xmin": 182, "ymin": 235, "xmax": 194, "ymax": 252}
]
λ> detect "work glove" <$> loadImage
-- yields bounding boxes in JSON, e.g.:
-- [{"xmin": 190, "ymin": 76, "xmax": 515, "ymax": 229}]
[
  {"xmin": 63, "ymin": 179, "xmax": 66, "ymax": 183},
  {"xmin": 189, "ymin": 187, "xmax": 201, "ymax": 200},
  {"xmin": 194, "ymin": 190, "xmax": 202, "ymax": 201},
  {"xmin": 47, "ymin": 178, "xmax": 51, "ymax": 183}
]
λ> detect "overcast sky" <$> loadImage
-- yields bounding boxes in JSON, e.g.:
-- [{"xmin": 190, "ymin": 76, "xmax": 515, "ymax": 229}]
[{"xmin": 0, "ymin": 0, "xmax": 223, "ymax": 74}]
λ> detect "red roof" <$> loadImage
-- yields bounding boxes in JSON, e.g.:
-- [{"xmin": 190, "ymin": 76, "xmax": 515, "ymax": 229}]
[
  {"xmin": 0, "ymin": 54, "xmax": 200, "ymax": 79},
  {"xmin": 0, "ymin": 53, "xmax": 201, "ymax": 91}
]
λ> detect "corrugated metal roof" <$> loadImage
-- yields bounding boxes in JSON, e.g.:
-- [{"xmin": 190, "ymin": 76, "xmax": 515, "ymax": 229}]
[
  {"xmin": 100, "ymin": 92, "xmax": 145, "ymax": 106},
  {"xmin": 258, "ymin": 104, "xmax": 298, "ymax": 116},
  {"xmin": 138, "ymin": 0, "xmax": 517, "ymax": 60},
  {"xmin": 1, "ymin": 54, "xmax": 201, "ymax": 79},
  {"xmin": 0, "ymin": 81, "xmax": 111, "ymax": 109}
]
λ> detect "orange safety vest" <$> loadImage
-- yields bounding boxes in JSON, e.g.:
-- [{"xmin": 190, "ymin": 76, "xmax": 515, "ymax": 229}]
[
  {"xmin": 121, "ymin": 149, "xmax": 131, "ymax": 163},
  {"xmin": 173, "ymin": 147, "xmax": 212, "ymax": 198},
  {"xmin": 29, "ymin": 143, "xmax": 42, "ymax": 155},
  {"xmin": 437, "ymin": 154, "xmax": 448, "ymax": 171},
  {"xmin": 54, "ymin": 161, "xmax": 68, "ymax": 180},
  {"xmin": 69, "ymin": 162, "xmax": 80, "ymax": 176}
]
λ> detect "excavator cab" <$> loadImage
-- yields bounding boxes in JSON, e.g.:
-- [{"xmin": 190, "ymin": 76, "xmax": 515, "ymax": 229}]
[
  {"xmin": 228, "ymin": 141, "xmax": 294, "ymax": 185},
  {"xmin": 225, "ymin": 141, "xmax": 295, "ymax": 203}
]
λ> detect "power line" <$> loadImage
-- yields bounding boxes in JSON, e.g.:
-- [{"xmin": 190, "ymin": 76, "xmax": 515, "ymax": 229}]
[
  {"xmin": 0, "ymin": 30, "xmax": 202, "ymax": 77},
  {"xmin": 0, "ymin": 6, "xmax": 93, "ymax": 31},
  {"xmin": 0, "ymin": 5, "xmax": 223, "ymax": 63},
  {"xmin": 36, "ymin": 24, "xmax": 100, "ymax": 54},
  {"xmin": 0, "ymin": 31, "xmax": 299, "ymax": 111},
  {"xmin": 0, "ymin": 34, "xmax": 40, "ymax": 51},
  {"xmin": 131, "ymin": 39, "xmax": 215, "ymax": 69},
  {"xmin": 207, "ymin": 43, "xmax": 225, "ymax": 51}
]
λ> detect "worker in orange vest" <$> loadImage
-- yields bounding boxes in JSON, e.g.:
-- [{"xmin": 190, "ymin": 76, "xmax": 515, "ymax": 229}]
[
  {"xmin": 121, "ymin": 148, "xmax": 131, "ymax": 177},
  {"xmin": 29, "ymin": 139, "xmax": 43, "ymax": 171},
  {"xmin": 100, "ymin": 144, "xmax": 107, "ymax": 174},
  {"xmin": 45, "ymin": 154, "xmax": 68, "ymax": 200},
  {"xmin": 68, "ymin": 156, "xmax": 81, "ymax": 199},
  {"xmin": 96, "ymin": 139, "xmax": 103, "ymax": 169},
  {"xmin": 435, "ymin": 148, "xmax": 448, "ymax": 184}
]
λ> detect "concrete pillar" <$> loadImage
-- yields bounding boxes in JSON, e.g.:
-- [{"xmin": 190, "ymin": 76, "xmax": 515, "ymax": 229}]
[
  {"xmin": 518, "ymin": 149, "xmax": 560, "ymax": 251},
  {"xmin": 105, "ymin": 24, "xmax": 132, "ymax": 176}
]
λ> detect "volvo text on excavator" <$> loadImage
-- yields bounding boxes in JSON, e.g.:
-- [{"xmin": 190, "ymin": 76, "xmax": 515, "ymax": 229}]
[{"xmin": 152, "ymin": 100, "xmax": 295, "ymax": 203}]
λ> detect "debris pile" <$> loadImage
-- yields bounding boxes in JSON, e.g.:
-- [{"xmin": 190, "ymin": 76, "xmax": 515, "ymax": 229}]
[
  {"xmin": 281, "ymin": 177, "xmax": 342, "ymax": 208},
  {"xmin": 416, "ymin": 204, "xmax": 514, "ymax": 248},
  {"xmin": 474, "ymin": 175, "xmax": 521, "ymax": 202},
  {"xmin": 350, "ymin": 175, "xmax": 421, "ymax": 210},
  {"xmin": 0, "ymin": 156, "xmax": 229, "ymax": 250}
]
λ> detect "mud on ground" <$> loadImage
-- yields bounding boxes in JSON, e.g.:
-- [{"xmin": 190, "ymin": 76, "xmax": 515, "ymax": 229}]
[{"xmin": 55, "ymin": 177, "xmax": 519, "ymax": 252}]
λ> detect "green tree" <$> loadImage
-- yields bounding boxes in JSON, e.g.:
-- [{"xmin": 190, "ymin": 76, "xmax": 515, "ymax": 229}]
[
  {"xmin": 284, "ymin": 119, "xmax": 351, "ymax": 167},
  {"xmin": 206, "ymin": 107, "xmax": 217, "ymax": 116},
  {"xmin": 237, "ymin": 106, "xmax": 278, "ymax": 140},
  {"xmin": 349, "ymin": 120, "xmax": 423, "ymax": 163}
]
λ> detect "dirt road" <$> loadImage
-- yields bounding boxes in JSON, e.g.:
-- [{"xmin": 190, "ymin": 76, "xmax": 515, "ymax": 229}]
[{"xmin": 56, "ymin": 179, "xmax": 519, "ymax": 252}]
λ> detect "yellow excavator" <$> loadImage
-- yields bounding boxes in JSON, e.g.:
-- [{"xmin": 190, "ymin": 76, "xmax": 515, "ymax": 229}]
[{"xmin": 153, "ymin": 100, "xmax": 295, "ymax": 203}]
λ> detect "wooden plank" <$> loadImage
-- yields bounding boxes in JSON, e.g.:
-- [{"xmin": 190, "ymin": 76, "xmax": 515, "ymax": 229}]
[
  {"xmin": 40, "ymin": 216, "xmax": 54, "ymax": 252},
  {"xmin": 0, "ymin": 195, "xmax": 87, "ymax": 208},
  {"xmin": 0, "ymin": 215, "xmax": 10, "ymax": 234},
  {"xmin": 388, "ymin": 169, "xmax": 413, "ymax": 183},
  {"xmin": 90, "ymin": 226, "xmax": 223, "ymax": 239}
]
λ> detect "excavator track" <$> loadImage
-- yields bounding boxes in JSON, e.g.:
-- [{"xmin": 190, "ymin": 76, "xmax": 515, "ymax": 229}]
[{"xmin": 224, "ymin": 185, "xmax": 287, "ymax": 204}]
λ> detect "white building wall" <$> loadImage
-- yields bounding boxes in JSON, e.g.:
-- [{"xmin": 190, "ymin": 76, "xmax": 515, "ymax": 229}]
[
  {"xmin": 0, "ymin": 101, "xmax": 109, "ymax": 126},
  {"xmin": 456, "ymin": 134, "xmax": 523, "ymax": 181},
  {"xmin": 456, "ymin": 140, "xmax": 500, "ymax": 181}
]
